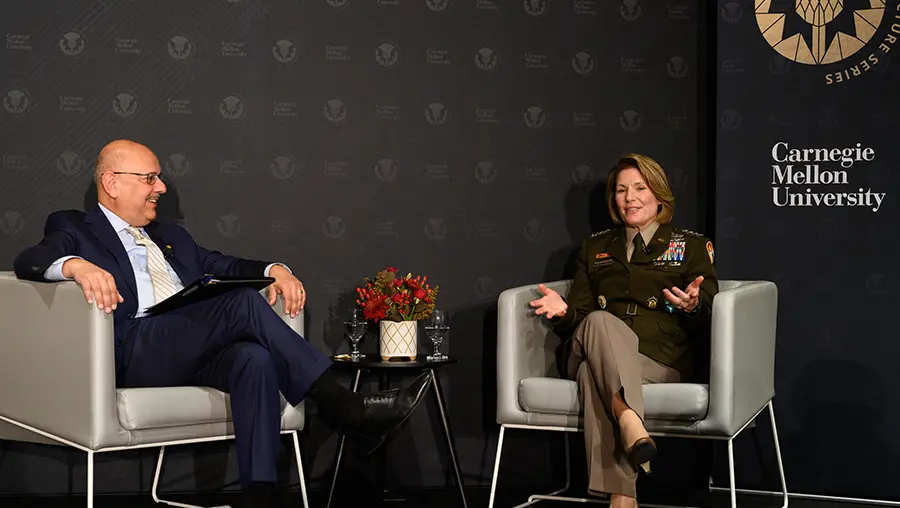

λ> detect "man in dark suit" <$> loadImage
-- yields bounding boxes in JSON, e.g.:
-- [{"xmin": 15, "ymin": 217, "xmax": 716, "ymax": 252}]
[{"xmin": 14, "ymin": 140, "xmax": 430, "ymax": 508}]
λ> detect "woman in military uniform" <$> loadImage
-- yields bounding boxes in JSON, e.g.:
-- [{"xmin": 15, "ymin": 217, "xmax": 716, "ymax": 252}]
[{"xmin": 530, "ymin": 154, "xmax": 718, "ymax": 508}]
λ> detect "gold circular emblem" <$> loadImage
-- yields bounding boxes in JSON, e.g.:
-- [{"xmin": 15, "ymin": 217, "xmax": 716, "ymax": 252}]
[
  {"xmin": 597, "ymin": 295, "xmax": 607, "ymax": 309},
  {"xmin": 647, "ymin": 296, "xmax": 658, "ymax": 309},
  {"xmin": 756, "ymin": 1, "xmax": 885, "ymax": 65}
]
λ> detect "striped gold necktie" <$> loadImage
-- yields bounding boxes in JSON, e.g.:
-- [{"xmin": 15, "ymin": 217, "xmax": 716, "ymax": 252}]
[{"xmin": 125, "ymin": 226, "xmax": 178, "ymax": 303}]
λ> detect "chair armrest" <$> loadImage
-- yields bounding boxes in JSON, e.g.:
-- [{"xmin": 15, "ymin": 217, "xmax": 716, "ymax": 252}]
[
  {"xmin": 704, "ymin": 280, "xmax": 778, "ymax": 436},
  {"xmin": 496, "ymin": 280, "xmax": 573, "ymax": 425},
  {"xmin": 261, "ymin": 289, "xmax": 304, "ymax": 337},
  {"xmin": 0, "ymin": 274, "xmax": 126, "ymax": 449}
]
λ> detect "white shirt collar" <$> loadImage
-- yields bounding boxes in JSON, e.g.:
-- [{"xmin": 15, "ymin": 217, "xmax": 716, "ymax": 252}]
[{"xmin": 97, "ymin": 202, "xmax": 134, "ymax": 234}]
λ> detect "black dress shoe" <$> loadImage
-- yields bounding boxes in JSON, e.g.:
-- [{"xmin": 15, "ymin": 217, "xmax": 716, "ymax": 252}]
[
  {"xmin": 240, "ymin": 482, "xmax": 274, "ymax": 508},
  {"xmin": 349, "ymin": 371, "xmax": 433, "ymax": 451}
]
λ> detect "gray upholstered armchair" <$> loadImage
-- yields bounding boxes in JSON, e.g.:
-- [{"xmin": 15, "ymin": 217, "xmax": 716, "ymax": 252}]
[
  {"xmin": 489, "ymin": 280, "xmax": 788, "ymax": 508},
  {"xmin": 0, "ymin": 272, "xmax": 309, "ymax": 508}
]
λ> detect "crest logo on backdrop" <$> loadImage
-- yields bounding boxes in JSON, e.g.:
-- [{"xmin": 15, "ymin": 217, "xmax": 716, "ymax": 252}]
[
  {"xmin": 220, "ymin": 95, "xmax": 244, "ymax": 120},
  {"xmin": 60, "ymin": 32, "xmax": 85, "ymax": 56},
  {"xmin": 476, "ymin": 47, "xmax": 499, "ymax": 70},
  {"xmin": 324, "ymin": 98, "xmax": 348, "ymax": 124},
  {"xmin": 168, "ymin": 36, "xmax": 192, "ymax": 59},
  {"xmin": 755, "ymin": 1, "xmax": 895, "ymax": 83},
  {"xmin": 56, "ymin": 151, "xmax": 83, "ymax": 176},
  {"xmin": 273, "ymin": 40, "xmax": 298, "ymax": 63},
  {"xmin": 3, "ymin": 90, "xmax": 29, "ymax": 114},
  {"xmin": 113, "ymin": 93, "xmax": 138, "ymax": 117}
]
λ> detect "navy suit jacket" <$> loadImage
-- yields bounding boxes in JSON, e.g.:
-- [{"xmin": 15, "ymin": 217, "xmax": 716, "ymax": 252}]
[{"xmin": 14, "ymin": 208, "xmax": 272, "ymax": 349}]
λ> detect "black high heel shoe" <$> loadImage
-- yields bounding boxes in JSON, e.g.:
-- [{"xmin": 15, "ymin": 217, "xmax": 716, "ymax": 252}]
[{"xmin": 627, "ymin": 436, "xmax": 657, "ymax": 474}]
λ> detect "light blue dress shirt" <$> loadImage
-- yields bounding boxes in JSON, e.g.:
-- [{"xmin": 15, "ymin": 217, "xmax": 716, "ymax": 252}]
[{"xmin": 45, "ymin": 203, "xmax": 286, "ymax": 317}]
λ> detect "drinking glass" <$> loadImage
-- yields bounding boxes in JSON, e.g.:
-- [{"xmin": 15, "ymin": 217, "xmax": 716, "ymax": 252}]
[
  {"xmin": 425, "ymin": 310, "xmax": 449, "ymax": 362},
  {"xmin": 344, "ymin": 309, "xmax": 367, "ymax": 360}
]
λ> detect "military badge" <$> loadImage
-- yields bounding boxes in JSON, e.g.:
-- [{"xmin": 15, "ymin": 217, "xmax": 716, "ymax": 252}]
[
  {"xmin": 657, "ymin": 241, "xmax": 685, "ymax": 262},
  {"xmin": 593, "ymin": 252, "xmax": 613, "ymax": 267},
  {"xmin": 706, "ymin": 241, "xmax": 715, "ymax": 264},
  {"xmin": 647, "ymin": 296, "xmax": 658, "ymax": 309},
  {"xmin": 597, "ymin": 295, "xmax": 607, "ymax": 309},
  {"xmin": 665, "ymin": 301, "xmax": 675, "ymax": 314}
]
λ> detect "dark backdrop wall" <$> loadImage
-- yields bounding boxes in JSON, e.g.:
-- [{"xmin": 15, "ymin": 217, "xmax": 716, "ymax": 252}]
[
  {"xmin": 716, "ymin": 0, "xmax": 900, "ymax": 502},
  {"xmin": 0, "ymin": 0, "xmax": 704, "ymax": 497}
]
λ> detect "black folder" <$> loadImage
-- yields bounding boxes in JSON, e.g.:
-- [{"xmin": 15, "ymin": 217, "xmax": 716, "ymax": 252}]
[{"xmin": 145, "ymin": 275, "xmax": 276, "ymax": 315}]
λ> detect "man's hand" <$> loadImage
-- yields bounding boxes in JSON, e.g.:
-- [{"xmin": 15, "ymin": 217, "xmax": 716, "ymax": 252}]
[
  {"xmin": 662, "ymin": 276, "xmax": 704, "ymax": 314},
  {"xmin": 529, "ymin": 284, "xmax": 568, "ymax": 319},
  {"xmin": 267, "ymin": 264, "xmax": 305, "ymax": 318},
  {"xmin": 62, "ymin": 258, "xmax": 124, "ymax": 313}
]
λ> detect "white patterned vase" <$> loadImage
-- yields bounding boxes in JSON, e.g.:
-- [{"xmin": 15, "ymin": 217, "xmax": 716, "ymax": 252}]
[{"xmin": 379, "ymin": 320, "xmax": 418, "ymax": 361}]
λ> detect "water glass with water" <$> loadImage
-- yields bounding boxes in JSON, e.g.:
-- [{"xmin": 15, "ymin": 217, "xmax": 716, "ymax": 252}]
[
  {"xmin": 425, "ymin": 310, "xmax": 449, "ymax": 362},
  {"xmin": 344, "ymin": 309, "xmax": 367, "ymax": 360}
]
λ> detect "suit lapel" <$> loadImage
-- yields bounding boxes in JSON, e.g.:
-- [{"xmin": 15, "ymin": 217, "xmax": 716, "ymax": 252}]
[
  {"xmin": 84, "ymin": 208, "xmax": 138, "ymax": 299},
  {"xmin": 144, "ymin": 222, "xmax": 192, "ymax": 284}
]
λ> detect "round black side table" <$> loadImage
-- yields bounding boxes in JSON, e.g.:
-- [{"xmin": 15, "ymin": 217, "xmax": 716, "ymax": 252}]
[{"xmin": 326, "ymin": 354, "xmax": 467, "ymax": 508}]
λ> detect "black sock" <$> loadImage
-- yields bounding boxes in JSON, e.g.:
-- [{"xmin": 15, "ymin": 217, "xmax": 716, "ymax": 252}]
[
  {"xmin": 307, "ymin": 369, "xmax": 364, "ymax": 427},
  {"xmin": 244, "ymin": 482, "xmax": 274, "ymax": 508}
]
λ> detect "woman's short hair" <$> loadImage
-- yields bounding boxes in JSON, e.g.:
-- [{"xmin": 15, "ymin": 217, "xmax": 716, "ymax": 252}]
[{"xmin": 606, "ymin": 154, "xmax": 675, "ymax": 225}]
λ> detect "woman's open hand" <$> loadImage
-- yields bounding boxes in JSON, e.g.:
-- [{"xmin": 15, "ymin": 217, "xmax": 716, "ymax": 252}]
[{"xmin": 529, "ymin": 284, "xmax": 568, "ymax": 319}]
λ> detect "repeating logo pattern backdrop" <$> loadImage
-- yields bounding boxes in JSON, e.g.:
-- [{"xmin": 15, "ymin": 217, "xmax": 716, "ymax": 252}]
[
  {"xmin": 717, "ymin": 0, "xmax": 899, "ymax": 500},
  {"xmin": 0, "ymin": 0, "xmax": 702, "ymax": 495}
]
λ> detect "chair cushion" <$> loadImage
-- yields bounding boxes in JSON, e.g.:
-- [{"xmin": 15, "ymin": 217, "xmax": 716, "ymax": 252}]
[
  {"xmin": 643, "ymin": 383, "xmax": 709, "ymax": 421},
  {"xmin": 518, "ymin": 377, "xmax": 709, "ymax": 421},
  {"xmin": 518, "ymin": 378, "xmax": 581, "ymax": 416},
  {"xmin": 116, "ymin": 386, "xmax": 303, "ymax": 431}
]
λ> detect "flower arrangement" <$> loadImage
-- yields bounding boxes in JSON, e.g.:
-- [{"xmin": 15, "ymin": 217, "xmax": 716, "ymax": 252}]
[{"xmin": 356, "ymin": 266, "xmax": 439, "ymax": 322}]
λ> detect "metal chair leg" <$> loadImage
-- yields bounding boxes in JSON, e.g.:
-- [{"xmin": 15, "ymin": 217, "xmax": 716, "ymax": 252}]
[
  {"xmin": 488, "ymin": 426, "xmax": 506, "ymax": 508},
  {"xmin": 292, "ymin": 431, "xmax": 310, "ymax": 508},
  {"xmin": 727, "ymin": 438, "xmax": 737, "ymax": 508},
  {"xmin": 151, "ymin": 446, "xmax": 228, "ymax": 508},
  {"xmin": 768, "ymin": 401, "xmax": 789, "ymax": 508},
  {"xmin": 87, "ymin": 451, "xmax": 94, "ymax": 508},
  {"xmin": 492, "ymin": 426, "xmax": 602, "ymax": 508}
]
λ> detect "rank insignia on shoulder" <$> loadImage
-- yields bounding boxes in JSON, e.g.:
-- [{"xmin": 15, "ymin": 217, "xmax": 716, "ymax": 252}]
[
  {"xmin": 678, "ymin": 228, "xmax": 705, "ymax": 238},
  {"xmin": 597, "ymin": 295, "xmax": 607, "ymax": 309},
  {"xmin": 706, "ymin": 241, "xmax": 715, "ymax": 264},
  {"xmin": 647, "ymin": 296, "xmax": 658, "ymax": 309},
  {"xmin": 590, "ymin": 228, "xmax": 612, "ymax": 238}
]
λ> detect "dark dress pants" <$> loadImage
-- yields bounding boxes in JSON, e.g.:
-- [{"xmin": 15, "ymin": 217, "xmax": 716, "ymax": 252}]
[{"xmin": 118, "ymin": 288, "xmax": 332, "ymax": 487}]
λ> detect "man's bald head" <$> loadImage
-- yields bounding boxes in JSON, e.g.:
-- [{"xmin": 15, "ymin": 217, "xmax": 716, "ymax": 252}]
[
  {"xmin": 94, "ymin": 140, "xmax": 166, "ymax": 227},
  {"xmin": 94, "ymin": 139, "xmax": 152, "ymax": 183}
]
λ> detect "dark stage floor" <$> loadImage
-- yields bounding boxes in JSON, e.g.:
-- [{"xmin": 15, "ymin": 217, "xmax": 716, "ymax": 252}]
[{"xmin": 0, "ymin": 488, "xmax": 879, "ymax": 508}]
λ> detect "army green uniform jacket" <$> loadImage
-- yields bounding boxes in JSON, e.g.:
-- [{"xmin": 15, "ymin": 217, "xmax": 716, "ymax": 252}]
[{"xmin": 552, "ymin": 223, "xmax": 718, "ymax": 380}]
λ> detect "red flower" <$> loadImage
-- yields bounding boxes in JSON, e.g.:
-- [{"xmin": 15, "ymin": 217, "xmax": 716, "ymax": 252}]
[
  {"xmin": 355, "ymin": 267, "xmax": 439, "ymax": 322},
  {"xmin": 361, "ymin": 294, "xmax": 389, "ymax": 321}
]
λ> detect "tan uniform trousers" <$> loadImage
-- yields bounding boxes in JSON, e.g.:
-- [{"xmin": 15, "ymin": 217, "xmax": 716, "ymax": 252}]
[{"xmin": 566, "ymin": 311, "xmax": 681, "ymax": 499}]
